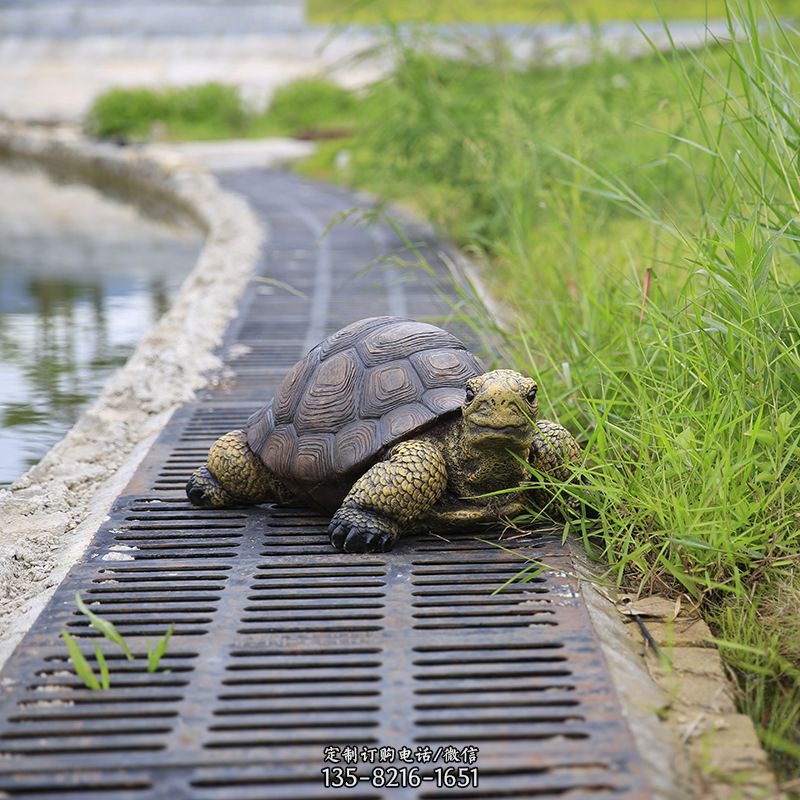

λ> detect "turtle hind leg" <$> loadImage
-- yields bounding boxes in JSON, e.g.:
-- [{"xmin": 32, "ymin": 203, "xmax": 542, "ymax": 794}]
[
  {"xmin": 186, "ymin": 429, "xmax": 292, "ymax": 509},
  {"xmin": 329, "ymin": 438, "xmax": 448, "ymax": 553},
  {"xmin": 186, "ymin": 465, "xmax": 239, "ymax": 508}
]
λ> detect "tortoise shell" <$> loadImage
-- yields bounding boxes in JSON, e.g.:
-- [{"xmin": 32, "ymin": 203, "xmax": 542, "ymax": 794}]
[{"xmin": 245, "ymin": 316, "xmax": 484, "ymax": 510}]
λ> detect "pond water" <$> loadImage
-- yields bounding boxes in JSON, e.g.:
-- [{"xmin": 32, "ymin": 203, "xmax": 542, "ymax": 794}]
[{"xmin": 0, "ymin": 161, "xmax": 202, "ymax": 486}]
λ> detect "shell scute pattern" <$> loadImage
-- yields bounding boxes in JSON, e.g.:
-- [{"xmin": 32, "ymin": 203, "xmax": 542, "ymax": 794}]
[
  {"xmin": 247, "ymin": 316, "xmax": 483, "ymax": 501},
  {"xmin": 410, "ymin": 348, "xmax": 483, "ymax": 388},
  {"xmin": 291, "ymin": 432, "xmax": 336, "ymax": 483},
  {"xmin": 245, "ymin": 401, "xmax": 275, "ymax": 455},
  {"xmin": 422, "ymin": 387, "xmax": 467, "ymax": 415},
  {"xmin": 360, "ymin": 361, "xmax": 424, "ymax": 418},
  {"xmin": 381, "ymin": 403, "xmax": 436, "ymax": 444},
  {"xmin": 273, "ymin": 355, "xmax": 317, "ymax": 424},
  {"xmin": 334, "ymin": 419, "xmax": 381, "ymax": 474},
  {"xmin": 294, "ymin": 349, "xmax": 360, "ymax": 433},
  {"xmin": 262, "ymin": 425, "xmax": 297, "ymax": 475},
  {"xmin": 318, "ymin": 316, "xmax": 392, "ymax": 359},
  {"xmin": 355, "ymin": 320, "xmax": 464, "ymax": 368}
]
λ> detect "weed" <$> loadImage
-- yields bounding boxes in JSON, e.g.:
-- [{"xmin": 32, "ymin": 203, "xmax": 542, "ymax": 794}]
[
  {"xmin": 60, "ymin": 631, "xmax": 103, "ymax": 690},
  {"xmin": 75, "ymin": 592, "xmax": 133, "ymax": 659},
  {"xmin": 146, "ymin": 626, "xmax": 174, "ymax": 673},
  {"xmin": 61, "ymin": 593, "xmax": 173, "ymax": 690}
]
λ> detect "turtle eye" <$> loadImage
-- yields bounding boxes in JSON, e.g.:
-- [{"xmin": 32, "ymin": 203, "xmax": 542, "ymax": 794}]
[
  {"xmin": 464, "ymin": 386, "xmax": 475, "ymax": 403},
  {"xmin": 526, "ymin": 387, "xmax": 538, "ymax": 404}
]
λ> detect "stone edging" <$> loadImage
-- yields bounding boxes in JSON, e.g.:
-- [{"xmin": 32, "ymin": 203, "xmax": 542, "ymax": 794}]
[{"xmin": 0, "ymin": 123, "xmax": 264, "ymax": 667}]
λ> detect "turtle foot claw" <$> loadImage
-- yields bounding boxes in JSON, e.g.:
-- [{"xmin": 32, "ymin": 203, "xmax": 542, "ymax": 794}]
[{"xmin": 328, "ymin": 508, "xmax": 398, "ymax": 553}]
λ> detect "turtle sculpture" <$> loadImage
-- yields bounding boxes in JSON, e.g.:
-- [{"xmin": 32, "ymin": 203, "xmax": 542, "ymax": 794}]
[{"xmin": 186, "ymin": 316, "xmax": 583, "ymax": 553}]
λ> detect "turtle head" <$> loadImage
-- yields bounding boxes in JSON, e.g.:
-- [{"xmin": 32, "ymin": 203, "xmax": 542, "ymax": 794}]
[{"xmin": 461, "ymin": 369, "xmax": 539, "ymax": 449}]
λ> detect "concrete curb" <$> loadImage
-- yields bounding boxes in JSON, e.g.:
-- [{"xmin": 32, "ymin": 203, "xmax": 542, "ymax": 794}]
[
  {"xmin": 0, "ymin": 123, "xmax": 264, "ymax": 668},
  {"xmin": 576, "ymin": 558, "xmax": 785, "ymax": 799}
]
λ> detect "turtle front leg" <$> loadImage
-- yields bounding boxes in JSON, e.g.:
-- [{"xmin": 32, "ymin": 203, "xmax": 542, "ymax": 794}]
[
  {"xmin": 329, "ymin": 439, "xmax": 448, "ymax": 553},
  {"xmin": 528, "ymin": 419, "xmax": 585, "ymax": 515},
  {"xmin": 186, "ymin": 429, "xmax": 292, "ymax": 509}
]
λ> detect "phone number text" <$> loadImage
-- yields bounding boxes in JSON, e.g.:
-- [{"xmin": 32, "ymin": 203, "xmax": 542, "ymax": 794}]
[{"xmin": 322, "ymin": 766, "xmax": 479, "ymax": 789}]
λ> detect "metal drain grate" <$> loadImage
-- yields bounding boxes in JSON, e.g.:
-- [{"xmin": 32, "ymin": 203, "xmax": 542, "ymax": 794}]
[{"xmin": 0, "ymin": 171, "xmax": 648, "ymax": 798}]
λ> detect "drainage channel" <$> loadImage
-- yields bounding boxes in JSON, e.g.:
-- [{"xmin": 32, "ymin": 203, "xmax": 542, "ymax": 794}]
[{"xmin": 0, "ymin": 171, "xmax": 649, "ymax": 799}]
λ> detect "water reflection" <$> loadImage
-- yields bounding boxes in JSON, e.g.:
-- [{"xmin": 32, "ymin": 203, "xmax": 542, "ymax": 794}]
[{"xmin": 0, "ymin": 161, "xmax": 202, "ymax": 485}]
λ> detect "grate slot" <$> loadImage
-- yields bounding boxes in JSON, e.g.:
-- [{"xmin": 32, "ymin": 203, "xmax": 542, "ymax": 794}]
[
  {"xmin": 238, "ymin": 621, "xmax": 384, "ymax": 634},
  {"xmin": 213, "ymin": 699, "xmax": 380, "ymax": 715},
  {"xmin": 0, "ymin": 720, "xmax": 174, "ymax": 739},
  {"xmin": 121, "ymin": 520, "xmax": 246, "ymax": 528},
  {"xmin": 110, "ymin": 550, "xmax": 239, "ymax": 560},
  {"xmin": 18, "ymin": 693, "xmax": 185, "ymax": 708},
  {"xmin": 88, "ymin": 586, "xmax": 224, "ymax": 595},
  {"xmin": 203, "ymin": 733, "xmax": 379, "ymax": 749},
  {"xmin": 244, "ymin": 598, "xmax": 385, "ymax": 610},
  {"xmin": 9, "ymin": 708, "xmax": 179, "ymax": 723},
  {"xmin": 0, "ymin": 777, "xmax": 153, "ymax": 798},
  {"xmin": 414, "ymin": 695, "xmax": 580, "ymax": 710}
]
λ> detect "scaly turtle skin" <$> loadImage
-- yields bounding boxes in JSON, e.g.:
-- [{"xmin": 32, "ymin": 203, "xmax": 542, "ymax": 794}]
[{"xmin": 186, "ymin": 317, "xmax": 585, "ymax": 553}]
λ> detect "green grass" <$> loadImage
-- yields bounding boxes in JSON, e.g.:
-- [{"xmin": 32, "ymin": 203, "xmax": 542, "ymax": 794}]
[
  {"xmin": 86, "ymin": 79, "xmax": 356, "ymax": 142},
  {"xmin": 294, "ymin": 2, "xmax": 800, "ymax": 783},
  {"xmin": 61, "ymin": 593, "xmax": 173, "ymax": 690},
  {"xmin": 308, "ymin": 0, "xmax": 799, "ymax": 24}
]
